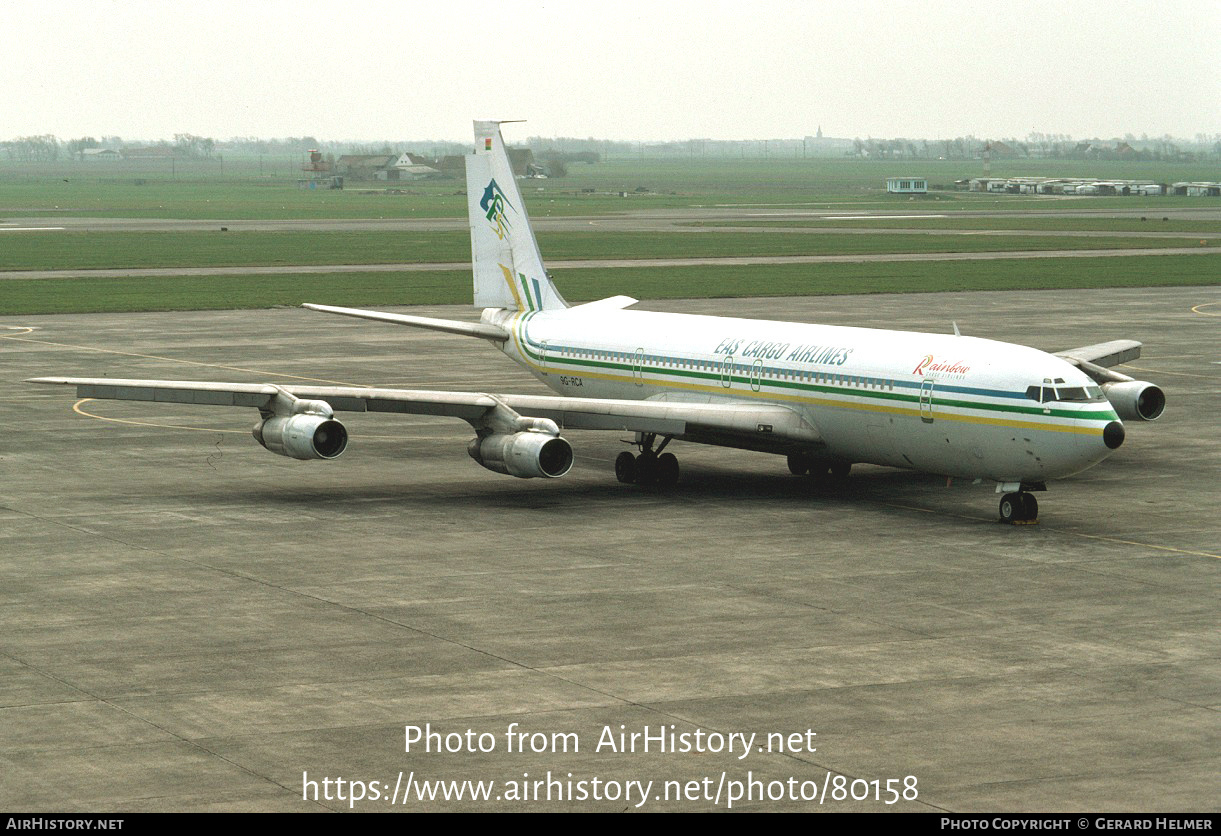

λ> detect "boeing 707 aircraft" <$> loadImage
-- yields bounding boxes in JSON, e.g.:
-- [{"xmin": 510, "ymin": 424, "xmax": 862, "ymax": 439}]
[{"xmin": 31, "ymin": 121, "xmax": 1166, "ymax": 523}]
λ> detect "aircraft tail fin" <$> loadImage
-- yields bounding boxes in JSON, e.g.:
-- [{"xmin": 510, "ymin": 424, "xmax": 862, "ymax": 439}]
[{"xmin": 467, "ymin": 120, "xmax": 567, "ymax": 312}]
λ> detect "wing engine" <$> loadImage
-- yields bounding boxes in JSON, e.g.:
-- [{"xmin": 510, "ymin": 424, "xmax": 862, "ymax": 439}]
[
  {"xmin": 252, "ymin": 391, "xmax": 348, "ymax": 460},
  {"xmin": 1099, "ymin": 380, "xmax": 1166, "ymax": 422},
  {"xmin": 468, "ymin": 431, "xmax": 573, "ymax": 479},
  {"xmin": 1055, "ymin": 339, "xmax": 1165, "ymax": 421},
  {"xmin": 466, "ymin": 401, "xmax": 573, "ymax": 478}
]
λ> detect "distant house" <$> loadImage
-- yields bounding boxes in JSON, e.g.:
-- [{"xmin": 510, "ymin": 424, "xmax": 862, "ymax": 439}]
[
  {"xmin": 433, "ymin": 147, "xmax": 535, "ymax": 178},
  {"xmin": 80, "ymin": 148, "xmax": 121, "ymax": 162},
  {"xmin": 886, "ymin": 177, "xmax": 927, "ymax": 194},
  {"xmin": 507, "ymin": 148, "xmax": 535, "ymax": 177},
  {"xmin": 802, "ymin": 133, "xmax": 855, "ymax": 157},
  {"xmin": 970, "ymin": 177, "xmax": 1016, "ymax": 193},
  {"xmin": 984, "ymin": 141, "xmax": 1020, "ymax": 158},
  {"xmin": 433, "ymin": 155, "xmax": 466, "ymax": 176},
  {"xmin": 335, "ymin": 155, "xmax": 396, "ymax": 179},
  {"xmin": 1174, "ymin": 182, "xmax": 1221, "ymax": 197},
  {"xmin": 122, "ymin": 146, "xmax": 178, "ymax": 159},
  {"xmin": 377, "ymin": 154, "xmax": 443, "ymax": 181}
]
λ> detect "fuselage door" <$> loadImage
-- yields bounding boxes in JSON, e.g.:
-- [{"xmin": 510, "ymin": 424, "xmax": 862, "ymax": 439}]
[
  {"xmin": 539, "ymin": 340, "xmax": 549, "ymax": 373},
  {"xmin": 721, "ymin": 355, "xmax": 735, "ymax": 389},
  {"xmin": 750, "ymin": 359, "xmax": 764, "ymax": 392},
  {"xmin": 919, "ymin": 377, "xmax": 936, "ymax": 423},
  {"xmin": 633, "ymin": 348, "xmax": 645, "ymax": 386}
]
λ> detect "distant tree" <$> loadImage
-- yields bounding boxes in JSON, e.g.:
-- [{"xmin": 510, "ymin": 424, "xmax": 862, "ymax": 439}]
[
  {"xmin": 173, "ymin": 133, "xmax": 217, "ymax": 158},
  {"xmin": 66, "ymin": 137, "xmax": 100, "ymax": 159},
  {"xmin": 7, "ymin": 135, "xmax": 60, "ymax": 162}
]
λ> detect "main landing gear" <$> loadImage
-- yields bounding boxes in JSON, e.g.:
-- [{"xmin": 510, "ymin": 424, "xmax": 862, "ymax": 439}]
[
  {"xmin": 615, "ymin": 433, "xmax": 680, "ymax": 488},
  {"xmin": 998, "ymin": 491, "xmax": 1039, "ymax": 524}
]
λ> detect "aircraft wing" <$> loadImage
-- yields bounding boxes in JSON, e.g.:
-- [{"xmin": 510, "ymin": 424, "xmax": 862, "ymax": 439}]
[
  {"xmin": 1055, "ymin": 339, "xmax": 1142, "ymax": 368},
  {"xmin": 27, "ymin": 378, "xmax": 824, "ymax": 451},
  {"xmin": 1054, "ymin": 339, "xmax": 1142, "ymax": 383}
]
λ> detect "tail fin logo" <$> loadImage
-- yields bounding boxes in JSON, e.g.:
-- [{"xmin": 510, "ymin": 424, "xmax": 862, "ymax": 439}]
[{"xmin": 480, "ymin": 179, "xmax": 513, "ymax": 241}]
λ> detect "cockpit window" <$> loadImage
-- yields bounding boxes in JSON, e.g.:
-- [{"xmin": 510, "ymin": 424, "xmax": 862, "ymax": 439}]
[
  {"xmin": 1065, "ymin": 384, "xmax": 1106, "ymax": 402},
  {"xmin": 1025, "ymin": 385, "xmax": 1059, "ymax": 403},
  {"xmin": 1026, "ymin": 383, "xmax": 1107, "ymax": 403}
]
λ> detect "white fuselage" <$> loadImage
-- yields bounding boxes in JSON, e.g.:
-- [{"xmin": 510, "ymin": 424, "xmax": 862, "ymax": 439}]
[{"xmin": 487, "ymin": 306, "xmax": 1122, "ymax": 484}]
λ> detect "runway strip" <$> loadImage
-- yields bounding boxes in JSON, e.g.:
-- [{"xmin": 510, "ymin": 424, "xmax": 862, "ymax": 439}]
[{"xmin": 3, "ymin": 246, "xmax": 1217, "ymax": 281}]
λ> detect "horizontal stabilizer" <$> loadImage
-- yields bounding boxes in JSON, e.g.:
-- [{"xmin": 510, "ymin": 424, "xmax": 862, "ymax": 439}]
[
  {"xmin": 568, "ymin": 295, "xmax": 639, "ymax": 312},
  {"xmin": 303, "ymin": 304, "xmax": 508, "ymax": 340}
]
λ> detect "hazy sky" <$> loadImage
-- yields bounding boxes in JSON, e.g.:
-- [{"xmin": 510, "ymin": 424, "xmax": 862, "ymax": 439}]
[{"xmin": 5, "ymin": 0, "xmax": 1218, "ymax": 142}]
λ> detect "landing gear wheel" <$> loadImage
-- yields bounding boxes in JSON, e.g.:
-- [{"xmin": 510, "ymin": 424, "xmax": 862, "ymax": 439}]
[
  {"xmin": 635, "ymin": 451, "xmax": 658, "ymax": 487},
  {"xmin": 656, "ymin": 452, "xmax": 680, "ymax": 488},
  {"xmin": 787, "ymin": 454, "xmax": 810, "ymax": 476},
  {"xmin": 615, "ymin": 451, "xmax": 638, "ymax": 484},
  {"xmin": 999, "ymin": 492, "xmax": 1028, "ymax": 523},
  {"xmin": 808, "ymin": 461, "xmax": 833, "ymax": 485},
  {"xmin": 829, "ymin": 461, "xmax": 851, "ymax": 479},
  {"xmin": 620, "ymin": 434, "xmax": 680, "ymax": 489},
  {"xmin": 1021, "ymin": 492, "xmax": 1039, "ymax": 521}
]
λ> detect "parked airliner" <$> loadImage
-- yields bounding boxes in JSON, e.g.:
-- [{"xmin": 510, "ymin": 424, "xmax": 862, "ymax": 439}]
[{"xmin": 31, "ymin": 121, "xmax": 1165, "ymax": 522}]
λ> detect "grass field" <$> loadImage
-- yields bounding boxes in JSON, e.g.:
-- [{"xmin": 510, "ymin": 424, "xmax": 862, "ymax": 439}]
[
  {"xmin": 1, "ymin": 229, "xmax": 1215, "ymax": 273},
  {"xmin": 1, "ymin": 153, "xmax": 1217, "ymax": 315},
  {"xmin": 3, "ymin": 254, "xmax": 1217, "ymax": 315},
  {"xmin": 3, "ymin": 155, "xmax": 1219, "ymax": 218}
]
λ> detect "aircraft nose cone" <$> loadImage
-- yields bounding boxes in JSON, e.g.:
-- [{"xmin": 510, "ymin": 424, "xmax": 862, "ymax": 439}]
[{"xmin": 1103, "ymin": 421, "xmax": 1125, "ymax": 450}]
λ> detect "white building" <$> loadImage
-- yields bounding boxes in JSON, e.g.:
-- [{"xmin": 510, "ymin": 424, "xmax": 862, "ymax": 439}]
[
  {"xmin": 377, "ymin": 153, "xmax": 442, "ymax": 181},
  {"xmin": 80, "ymin": 148, "xmax": 121, "ymax": 161},
  {"xmin": 886, "ymin": 177, "xmax": 927, "ymax": 194}
]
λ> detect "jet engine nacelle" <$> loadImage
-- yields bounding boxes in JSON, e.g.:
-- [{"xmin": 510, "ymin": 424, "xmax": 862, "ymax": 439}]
[
  {"xmin": 253, "ymin": 398, "xmax": 348, "ymax": 460},
  {"xmin": 1101, "ymin": 381, "xmax": 1166, "ymax": 422},
  {"xmin": 468, "ymin": 431, "xmax": 574, "ymax": 479}
]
